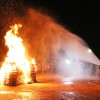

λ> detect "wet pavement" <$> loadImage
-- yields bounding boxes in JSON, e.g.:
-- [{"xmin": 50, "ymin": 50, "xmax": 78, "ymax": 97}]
[{"xmin": 0, "ymin": 73, "xmax": 100, "ymax": 100}]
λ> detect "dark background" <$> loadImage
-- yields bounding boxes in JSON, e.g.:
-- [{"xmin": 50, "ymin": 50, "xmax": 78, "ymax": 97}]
[{"xmin": 23, "ymin": 0, "xmax": 100, "ymax": 59}]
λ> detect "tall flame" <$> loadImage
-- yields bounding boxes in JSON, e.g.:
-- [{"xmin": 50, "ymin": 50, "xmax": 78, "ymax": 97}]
[{"xmin": 0, "ymin": 24, "xmax": 36, "ymax": 85}]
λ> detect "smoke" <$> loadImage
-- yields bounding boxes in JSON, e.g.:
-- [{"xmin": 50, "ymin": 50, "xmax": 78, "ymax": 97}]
[
  {"xmin": 17, "ymin": 8, "xmax": 100, "ymax": 76},
  {"xmin": 0, "ymin": 0, "xmax": 100, "ymax": 77}
]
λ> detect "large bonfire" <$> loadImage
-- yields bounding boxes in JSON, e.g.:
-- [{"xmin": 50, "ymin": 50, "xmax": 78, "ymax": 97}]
[{"xmin": 0, "ymin": 24, "xmax": 37, "ymax": 85}]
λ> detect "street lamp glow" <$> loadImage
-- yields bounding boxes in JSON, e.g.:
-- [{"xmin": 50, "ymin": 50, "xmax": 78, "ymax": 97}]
[
  {"xmin": 65, "ymin": 59, "xmax": 71, "ymax": 65},
  {"xmin": 88, "ymin": 49, "xmax": 92, "ymax": 53}
]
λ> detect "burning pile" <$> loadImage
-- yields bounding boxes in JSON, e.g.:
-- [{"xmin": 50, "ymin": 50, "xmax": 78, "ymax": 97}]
[{"xmin": 0, "ymin": 24, "xmax": 37, "ymax": 86}]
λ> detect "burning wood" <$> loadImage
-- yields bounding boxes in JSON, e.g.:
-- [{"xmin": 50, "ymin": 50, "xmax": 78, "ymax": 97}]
[{"xmin": 0, "ymin": 24, "xmax": 37, "ymax": 86}]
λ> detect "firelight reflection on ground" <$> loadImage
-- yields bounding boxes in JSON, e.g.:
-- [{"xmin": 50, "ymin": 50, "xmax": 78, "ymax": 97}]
[{"xmin": 0, "ymin": 73, "xmax": 100, "ymax": 100}]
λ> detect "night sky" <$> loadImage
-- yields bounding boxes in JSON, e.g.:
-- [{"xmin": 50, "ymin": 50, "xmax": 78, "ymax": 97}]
[{"xmin": 23, "ymin": 0, "xmax": 100, "ymax": 59}]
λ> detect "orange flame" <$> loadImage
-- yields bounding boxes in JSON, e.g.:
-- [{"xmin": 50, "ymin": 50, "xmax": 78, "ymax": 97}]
[{"xmin": 0, "ymin": 24, "xmax": 36, "ymax": 84}]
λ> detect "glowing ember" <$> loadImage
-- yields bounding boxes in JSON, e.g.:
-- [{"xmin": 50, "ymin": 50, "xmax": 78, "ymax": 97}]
[{"xmin": 0, "ymin": 24, "xmax": 36, "ymax": 85}]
